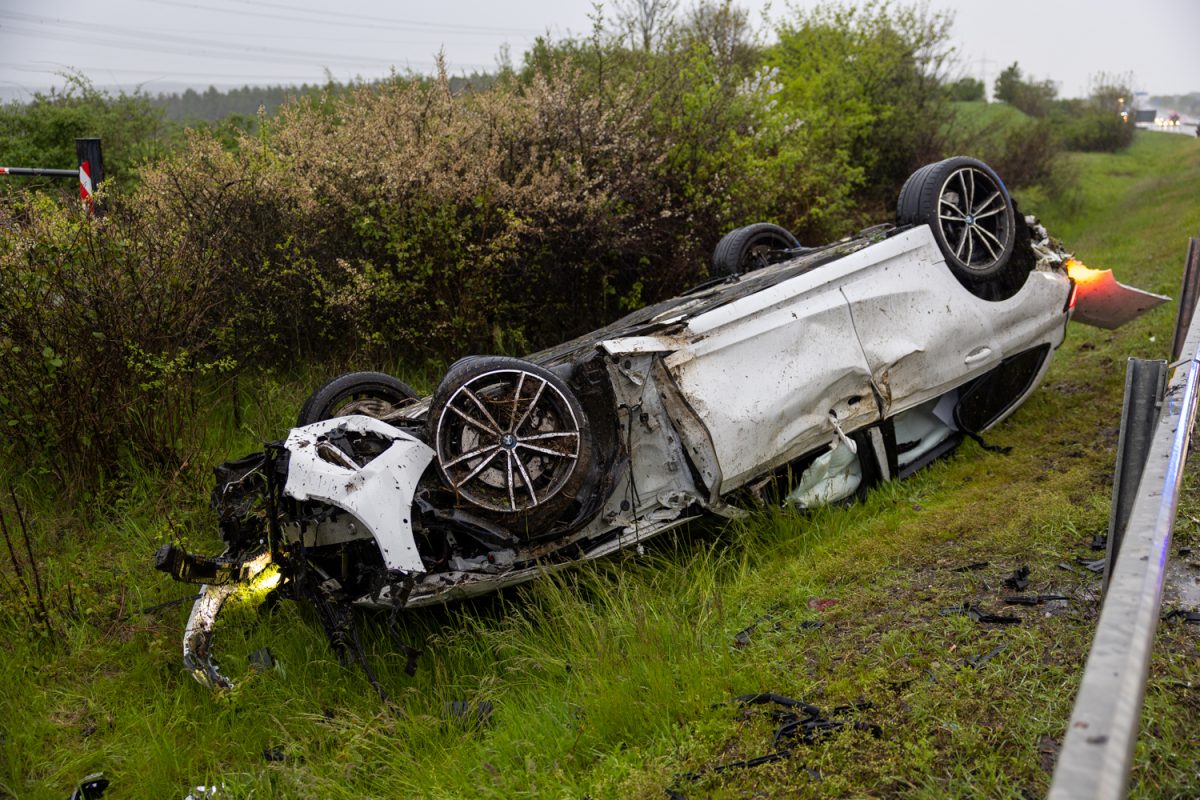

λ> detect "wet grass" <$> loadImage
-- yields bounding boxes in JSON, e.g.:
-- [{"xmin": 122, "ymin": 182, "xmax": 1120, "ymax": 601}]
[{"xmin": 3, "ymin": 131, "xmax": 1200, "ymax": 798}]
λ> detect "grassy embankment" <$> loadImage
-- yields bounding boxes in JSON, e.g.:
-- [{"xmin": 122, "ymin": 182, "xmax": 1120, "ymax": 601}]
[{"xmin": 2, "ymin": 131, "xmax": 1199, "ymax": 799}]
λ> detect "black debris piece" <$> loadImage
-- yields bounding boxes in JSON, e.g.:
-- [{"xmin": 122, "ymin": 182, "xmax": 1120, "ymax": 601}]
[
  {"xmin": 447, "ymin": 700, "xmax": 495, "ymax": 728},
  {"xmin": 940, "ymin": 602, "xmax": 1021, "ymax": 625},
  {"xmin": 797, "ymin": 620, "xmax": 824, "ymax": 630},
  {"xmin": 248, "ymin": 647, "xmax": 276, "ymax": 672},
  {"xmin": 401, "ymin": 642, "xmax": 421, "ymax": 677},
  {"xmin": 1090, "ymin": 534, "xmax": 1108, "ymax": 551},
  {"xmin": 384, "ymin": 604, "xmax": 423, "ymax": 678},
  {"xmin": 732, "ymin": 609, "xmax": 785, "ymax": 648},
  {"xmin": 951, "ymin": 561, "xmax": 990, "ymax": 572},
  {"xmin": 965, "ymin": 644, "xmax": 1007, "ymax": 669},
  {"xmin": 1179, "ymin": 547, "xmax": 1193, "ymax": 557},
  {"xmin": 1004, "ymin": 566, "xmax": 1031, "ymax": 591},
  {"xmin": 733, "ymin": 693, "xmax": 820, "ymax": 714},
  {"xmin": 675, "ymin": 694, "xmax": 878, "ymax": 786},
  {"xmin": 1162, "ymin": 609, "xmax": 1200, "ymax": 623},
  {"xmin": 68, "ymin": 773, "xmax": 109, "ymax": 800},
  {"xmin": 1076, "ymin": 557, "xmax": 1107, "ymax": 573},
  {"xmin": 1056, "ymin": 562, "xmax": 1078, "ymax": 574},
  {"xmin": 676, "ymin": 751, "xmax": 790, "ymax": 782},
  {"xmin": 1002, "ymin": 594, "xmax": 1069, "ymax": 606}
]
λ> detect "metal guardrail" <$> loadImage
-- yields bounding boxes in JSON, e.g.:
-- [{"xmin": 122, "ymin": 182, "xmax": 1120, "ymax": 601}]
[
  {"xmin": 1049, "ymin": 233, "xmax": 1200, "ymax": 799},
  {"xmin": 1102, "ymin": 359, "xmax": 1167, "ymax": 597}
]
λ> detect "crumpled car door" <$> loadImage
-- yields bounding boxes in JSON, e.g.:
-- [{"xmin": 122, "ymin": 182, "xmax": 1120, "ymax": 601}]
[{"xmin": 663, "ymin": 253, "xmax": 882, "ymax": 493}]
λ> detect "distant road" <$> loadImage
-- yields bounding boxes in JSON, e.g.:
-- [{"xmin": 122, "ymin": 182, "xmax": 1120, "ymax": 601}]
[{"xmin": 1137, "ymin": 120, "xmax": 1199, "ymax": 136}]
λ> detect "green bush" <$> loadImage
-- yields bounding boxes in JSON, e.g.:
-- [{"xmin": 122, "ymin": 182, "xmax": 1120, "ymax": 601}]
[
  {"xmin": 1053, "ymin": 77, "xmax": 1135, "ymax": 153},
  {"xmin": 946, "ymin": 77, "xmax": 984, "ymax": 102},
  {"xmin": 0, "ymin": 193, "xmax": 229, "ymax": 480}
]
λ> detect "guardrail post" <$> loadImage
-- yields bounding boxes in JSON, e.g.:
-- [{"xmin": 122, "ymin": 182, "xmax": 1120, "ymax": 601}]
[
  {"xmin": 1169, "ymin": 231, "xmax": 1200, "ymax": 362},
  {"xmin": 1103, "ymin": 358, "xmax": 1167, "ymax": 596}
]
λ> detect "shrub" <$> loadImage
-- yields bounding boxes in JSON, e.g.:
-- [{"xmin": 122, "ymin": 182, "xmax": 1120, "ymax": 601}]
[
  {"xmin": 993, "ymin": 62, "xmax": 1057, "ymax": 118},
  {"xmin": 1054, "ymin": 76, "xmax": 1135, "ymax": 153},
  {"xmin": 0, "ymin": 193, "xmax": 229, "ymax": 481},
  {"xmin": 132, "ymin": 36, "xmax": 836, "ymax": 365},
  {"xmin": 946, "ymin": 77, "xmax": 985, "ymax": 102}
]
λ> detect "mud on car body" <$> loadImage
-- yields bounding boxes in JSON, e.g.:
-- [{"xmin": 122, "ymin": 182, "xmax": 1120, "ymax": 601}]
[{"xmin": 155, "ymin": 157, "xmax": 1167, "ymax": 690}]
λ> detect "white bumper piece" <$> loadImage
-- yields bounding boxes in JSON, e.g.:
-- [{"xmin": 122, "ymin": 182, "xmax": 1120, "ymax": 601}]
[
  {"xmin": 282, "ymin": 416, "xmax": 434, "ymax": 574},
  {"xmin": 1070, "ymin": 266, "xmax": 1170, "ymax": 329}
]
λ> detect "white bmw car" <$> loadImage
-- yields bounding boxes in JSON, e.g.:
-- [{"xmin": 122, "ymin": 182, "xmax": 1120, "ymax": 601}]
[{"xmin": 155, "ymin": 157, "xmax": 1164, "ymax": 689}]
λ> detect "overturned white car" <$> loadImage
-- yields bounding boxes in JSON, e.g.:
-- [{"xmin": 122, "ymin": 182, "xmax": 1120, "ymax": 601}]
[{"xmin": 155, "ymin": 157, "xmax": 1165, "ymax": 689}]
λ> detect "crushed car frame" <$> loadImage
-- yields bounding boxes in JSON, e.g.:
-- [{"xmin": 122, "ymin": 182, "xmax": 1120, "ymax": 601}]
[{"xmin": 155, "ymin": 157, "xmax": 1166, "ymax": 690}]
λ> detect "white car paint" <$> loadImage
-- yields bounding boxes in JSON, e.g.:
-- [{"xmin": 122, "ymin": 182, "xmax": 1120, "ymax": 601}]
[{"xmin": 283, "ymin": 416, "xmax": 433, "ymax": 574}]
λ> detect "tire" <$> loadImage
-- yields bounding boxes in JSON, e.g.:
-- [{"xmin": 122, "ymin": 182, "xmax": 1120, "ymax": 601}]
[
  {"xmin": 427, "ymin": 356, "xmax": 594, "ymax": 536},
  {"xmin": 897, "ymin": 156, "xmax": 1016, "ymax": 283},
  {"xmin": 296, "ymin": 371, "xmax": 419, "ymax": 426},
  {"xmin": 711, "ymin": 223, "xmax": 801, "ymax": 278},
  {"xmin": 896, "ymin": 161, "xmax": 938, "ymax": 223}
]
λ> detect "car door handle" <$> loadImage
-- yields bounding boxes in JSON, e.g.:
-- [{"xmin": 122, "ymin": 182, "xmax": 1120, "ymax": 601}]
[{"xmin": 964, "ymin": 347, "xmax": 993, "ymax": 366}]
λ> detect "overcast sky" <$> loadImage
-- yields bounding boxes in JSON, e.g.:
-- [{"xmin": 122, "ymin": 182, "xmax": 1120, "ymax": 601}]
[{"xmin": 0, "ymin": 0, "xmax": 1196, "ymax": 103}]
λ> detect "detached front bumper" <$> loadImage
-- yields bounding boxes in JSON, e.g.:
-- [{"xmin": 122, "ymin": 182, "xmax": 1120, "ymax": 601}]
[{"xmin": 156, "ymin": 415, "xmax": 435, "ymax": 690}]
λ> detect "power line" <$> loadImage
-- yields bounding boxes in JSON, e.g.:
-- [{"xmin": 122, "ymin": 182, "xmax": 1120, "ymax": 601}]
[
  {"xmin": 219, "ymin": 0, "xmax": 540, "ymax": 35},
  {"xmin": 0, "ymin": 11, "xmax": 473, "ymax": 68},
  {"xmin": 0, "ymin": 61, "xmax": 391, "ymax": 83},
  {"xmin": 0, "ymin": 22, "xmax": 494, "ymax": 73},
  {"xmin": 141, "ymin": 0, "xmax": 541, "ymax": 37}
]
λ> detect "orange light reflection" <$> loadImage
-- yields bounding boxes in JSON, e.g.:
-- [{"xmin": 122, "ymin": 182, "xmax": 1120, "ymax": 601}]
[{"xmin": 1065, "ymin": 258, "xmax": 1109, "ymax": 285}]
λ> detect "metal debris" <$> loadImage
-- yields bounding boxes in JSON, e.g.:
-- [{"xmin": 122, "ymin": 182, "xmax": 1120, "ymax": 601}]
[
  {"xmin": 67, "ymin": 773, "xmax": 108, "ymax": 800},
  {"xmin": 183, "ymin": 786, "xmax": 220, "ymax": 800}
]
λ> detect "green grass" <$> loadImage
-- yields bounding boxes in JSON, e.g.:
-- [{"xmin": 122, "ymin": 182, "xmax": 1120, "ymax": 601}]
[
  {"xmin": 3, "ymin": 130, "xmax": 1200, "ymax": 799},
  {"xmin": 951, "ymin": 100, "xmax": 1035, "ymax": 146}
]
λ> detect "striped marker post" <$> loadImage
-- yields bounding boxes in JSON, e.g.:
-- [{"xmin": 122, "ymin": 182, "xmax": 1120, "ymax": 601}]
[
  {"xmin": 0, "ymin": 137, "xmax": 105, "ymax": 217},
  {"xmin": 75, "ymin": 138, "xmax": 104, "ymax": 217}
]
